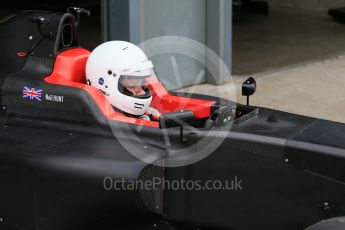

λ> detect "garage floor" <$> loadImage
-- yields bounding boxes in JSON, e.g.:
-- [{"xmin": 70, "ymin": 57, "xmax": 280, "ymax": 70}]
[
  {"xmin": 233, "ymin": 7, "xmax": 345, "ymax": 75},
  {"xmin": 182, "ymin": 7, "xmax": 345, "ymax": 123}
]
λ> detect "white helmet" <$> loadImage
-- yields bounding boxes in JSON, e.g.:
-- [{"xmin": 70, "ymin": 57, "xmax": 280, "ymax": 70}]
[{"xmin": 86, "ymin": 41, "xmax": 154, "ymax": 116}]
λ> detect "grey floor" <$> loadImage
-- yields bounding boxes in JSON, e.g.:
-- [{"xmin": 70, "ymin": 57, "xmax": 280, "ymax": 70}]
[{"xmin": 232, "ymin": 7, "xmax": 345, "ymax": 75}]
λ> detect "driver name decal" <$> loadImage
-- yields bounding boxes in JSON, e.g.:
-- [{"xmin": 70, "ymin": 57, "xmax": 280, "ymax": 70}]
[{"xmin": 45, "ymin": 94, "xmax": 64, "ymax": 103}]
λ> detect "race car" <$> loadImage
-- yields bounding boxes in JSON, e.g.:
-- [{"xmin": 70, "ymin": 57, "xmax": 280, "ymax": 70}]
[{"xmin": 0, "ymin": 8, "xmax": 345, "ymax": 230}]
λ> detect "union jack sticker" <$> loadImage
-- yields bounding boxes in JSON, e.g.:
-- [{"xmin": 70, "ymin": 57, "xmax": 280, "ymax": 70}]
[{"xmin": 22, "ymin": 86, "xmax": 43, "ymax": 102}]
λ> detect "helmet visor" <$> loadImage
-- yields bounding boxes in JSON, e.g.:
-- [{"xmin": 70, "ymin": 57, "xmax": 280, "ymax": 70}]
[{"xmin": 118, "ymin": 75, "xmax": 152, "ymax": 99}]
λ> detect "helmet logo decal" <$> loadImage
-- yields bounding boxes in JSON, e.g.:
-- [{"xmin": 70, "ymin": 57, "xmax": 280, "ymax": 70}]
[
  {"xmin": 134, "ymin": 102, "xmax": 145, "ymax": 110},
  {"xmin": 98, "ymin": 77, "xmax": 104, "ymax": 85}
]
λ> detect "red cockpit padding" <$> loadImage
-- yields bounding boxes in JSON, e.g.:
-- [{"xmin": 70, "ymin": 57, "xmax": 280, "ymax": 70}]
[
  {"xmin": 44, "ymin": 48, "xmax": 216, "ymax": 128},
  {"xmin": 147, "ymin": 78, "xmax": 216, "ymax": 119}
]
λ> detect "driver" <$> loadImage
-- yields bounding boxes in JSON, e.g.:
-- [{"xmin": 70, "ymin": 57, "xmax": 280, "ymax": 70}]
[{"xmin": 85, "ymin": 41, "xmax": 161, "ymax": 121}]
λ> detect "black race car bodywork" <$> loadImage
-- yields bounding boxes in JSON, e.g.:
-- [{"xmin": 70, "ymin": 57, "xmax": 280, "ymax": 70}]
[{"xmin": 0, "ymin": 10, "xmax": 345, "ymax": 230}]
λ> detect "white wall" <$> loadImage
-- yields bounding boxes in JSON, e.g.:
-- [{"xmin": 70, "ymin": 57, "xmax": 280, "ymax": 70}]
[{"xmin": 269, "ymin": 0, "xmax": 345, "ymax": 12}]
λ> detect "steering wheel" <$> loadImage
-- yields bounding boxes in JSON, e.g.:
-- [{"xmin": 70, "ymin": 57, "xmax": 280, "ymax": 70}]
[{"xmin": 204, "ymin": 106, "xmax": 235, "ymax": 129}]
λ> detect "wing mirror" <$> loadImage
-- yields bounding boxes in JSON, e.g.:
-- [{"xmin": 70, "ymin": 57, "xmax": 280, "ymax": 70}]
[
  {"xmin": 242, "ymin": 77, "xmax": 256, "ymax": 106},
  {"xmin": 159, "ymin": 110, "xmax": 194, "ymax": 143}
]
